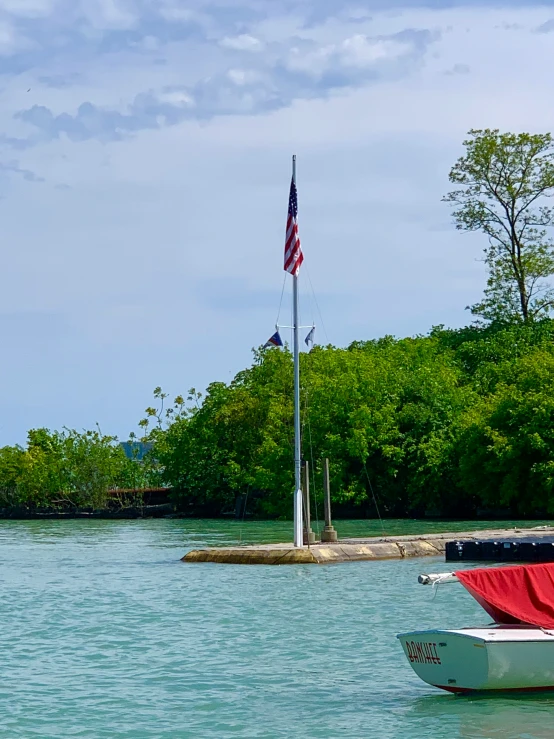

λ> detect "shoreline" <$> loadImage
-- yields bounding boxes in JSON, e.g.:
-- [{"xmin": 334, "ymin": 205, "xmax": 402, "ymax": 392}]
[{"xmin": 0, "ymin": 504, "xmax": 174, "ymax": 520}]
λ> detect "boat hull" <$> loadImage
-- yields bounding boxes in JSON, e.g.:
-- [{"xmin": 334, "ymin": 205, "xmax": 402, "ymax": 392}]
[{"xmin": 397, "ymin": 626, "xmax": 554, "ymax": 693}]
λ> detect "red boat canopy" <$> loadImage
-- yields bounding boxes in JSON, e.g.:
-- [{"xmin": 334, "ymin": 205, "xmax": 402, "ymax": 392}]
[{"xmin": 456, "ymin": 563, "xmax": 554, "ymax": 629}]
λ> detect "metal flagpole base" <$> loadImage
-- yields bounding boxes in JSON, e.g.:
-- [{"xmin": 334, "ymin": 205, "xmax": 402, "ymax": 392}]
[{"xmin": 293, "ymin": 488, "xmax": 304, "ymax": 547}]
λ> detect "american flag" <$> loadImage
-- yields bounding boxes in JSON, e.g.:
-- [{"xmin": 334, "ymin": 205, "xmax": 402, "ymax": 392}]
[{"xmin": 284, "ymin": 178, "xmax": 303, "ymax": 275}]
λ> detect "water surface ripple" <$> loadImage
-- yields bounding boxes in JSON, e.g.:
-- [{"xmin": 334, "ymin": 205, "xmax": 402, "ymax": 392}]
[{"xmin": 1, "ymin": 519, "xmax": 553, "ymax": 738}]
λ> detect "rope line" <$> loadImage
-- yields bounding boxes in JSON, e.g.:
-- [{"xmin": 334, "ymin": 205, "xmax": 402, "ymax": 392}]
[
  {"xmin": 238, "ymin": 485, "xmax": 250, "ymax": 544},
  {"xmin": 275, "ymin": 273, "xmax": 287, "ymax": 328},
  {"xmin": 363, "ymin": 461, "xmax": 385, "ymax": 533},
  {"xmin": 304, "ymin": 264, "xmax": 329, "ymax": 345}
]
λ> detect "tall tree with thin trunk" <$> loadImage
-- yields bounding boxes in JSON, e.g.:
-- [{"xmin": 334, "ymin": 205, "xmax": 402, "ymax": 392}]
[{"xmin": 444, "ymin": 129, "xmax": 554, "ymax": 323}]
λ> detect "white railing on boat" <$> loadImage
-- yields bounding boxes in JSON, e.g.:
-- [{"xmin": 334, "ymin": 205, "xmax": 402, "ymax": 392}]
[{"xmin": 418, "ymin": 572, "xmax": 458, "ymax": 585}]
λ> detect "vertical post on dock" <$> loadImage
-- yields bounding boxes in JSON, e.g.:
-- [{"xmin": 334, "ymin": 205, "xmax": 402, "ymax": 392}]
[
  {"xmin": 302, "ymin": 461, "xmax": 316, "ymax": 545},
  {"xmin": 321, "ymin": 457, "xmax": 338, "ymax": 542}
]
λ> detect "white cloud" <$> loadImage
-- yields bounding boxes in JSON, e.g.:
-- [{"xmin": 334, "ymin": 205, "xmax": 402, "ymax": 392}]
[
  {"xmin": 220, "ymin": 34, "xmax": 264, "ymax": 51},
  {"xmin": 157, "ymin": 2, "xmax": 209, "ymax": 26},
  {"xmin": 156, "ymin": 89, "xmax": 194, "ymax": 106},
  {"xmin": 82, "ymin": 0, "xmax": 137, "ymax": 30},
  {"xmin": 0, "ymin": 0, "xmax": 57, "ymax": 17},
  {"xmin": 0, "ymin": 19, "xmax": 30, "ymax": 55},
  {"xmin": 134, "ymin": 35, "xmax": 160, "ymax": 51},
  {"xmin": 226, "ymin": 68, "xmax": 262, "ymax": 85},
  {"xmin": 286, "ymin": 33, "xmax": 420, "ymax": 76},
  {"xmin": 340, "ymin": 34, "xmax": 407, "ymax": 65}
]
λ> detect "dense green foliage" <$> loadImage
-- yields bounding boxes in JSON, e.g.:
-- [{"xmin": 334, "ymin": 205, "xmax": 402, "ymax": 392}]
[
  {"xmin": 3, "ymin": 324, "xmax": 554, "ymax": 518},
  {"xmin": 134, "ymin": 320, "xmax": 554, "ymax": 519},
  {"xmin": 0, "ymin": 427, "xmax": 159, "ymax": 511},
  {"xmin": 4, "ymin": 323, "xmax": 554, "ymax": 518}
]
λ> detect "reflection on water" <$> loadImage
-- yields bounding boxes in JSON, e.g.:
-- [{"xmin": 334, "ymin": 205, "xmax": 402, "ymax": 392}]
[
  {"xmin": 0, "ymin": 517, "xmax": 549, "ymax": 548},
  {"xmin": 411, "ymin": 693, "xmax": 554, "ymax": 739}
]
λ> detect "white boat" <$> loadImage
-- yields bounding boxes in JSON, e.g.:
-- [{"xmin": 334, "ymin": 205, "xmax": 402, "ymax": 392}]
[{"xmin": 397, "ymin": 562, "xmax": 554, "ymax": 693}]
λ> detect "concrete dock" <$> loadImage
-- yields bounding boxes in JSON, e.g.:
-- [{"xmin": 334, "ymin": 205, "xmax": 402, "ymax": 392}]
[{"xmin": 182, "ymin": 525, "xmax": 554, "ymax": 565}]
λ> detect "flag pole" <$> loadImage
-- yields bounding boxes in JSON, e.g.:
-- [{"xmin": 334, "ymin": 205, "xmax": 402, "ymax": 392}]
[{"xmin": 292, "ymin": 154, "xmax": 303, "ymax": 548}]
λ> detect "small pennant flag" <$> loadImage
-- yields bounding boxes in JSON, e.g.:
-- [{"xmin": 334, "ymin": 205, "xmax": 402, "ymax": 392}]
[
  {"xmin": 284, "ymin": 178, "xmax": 303, "ymax": 276},
  {"xmin": 264, "ymin": 331, "xmax": 283, "ymax": 348},
  {"xmin": 304, "ymin": 326, "xmax": 315, "ymax": 348}
]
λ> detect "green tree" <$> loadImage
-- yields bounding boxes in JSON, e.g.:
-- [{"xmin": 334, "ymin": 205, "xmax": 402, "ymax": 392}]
[
  {"xmin": 149, "ymin": 351, "xmax": 296, "ymax": 516},
  {"xmin": 0, "ymin": 445, "xmax": 25, "ymax": 507},
  {"xmin": 456, "ymin": 350, "xmax": 554, "ymax": 515},
  {"xmin": 444, "ymin": 129, "xmax": 554, "ymax": 322},
  {"xmin": 59, "ymin": 428, "xmax": 130, "ymax": 509},
  {"xmin": 0, "ymin": 427, "xmax": 144, "ymax": 510},
  {"xmin": 6, "ymin": 319, "xmax": 554, "ymax": 519},
  {"xmin": 150, "ymin": 338, "xmax": 476, "ymax": 519}
]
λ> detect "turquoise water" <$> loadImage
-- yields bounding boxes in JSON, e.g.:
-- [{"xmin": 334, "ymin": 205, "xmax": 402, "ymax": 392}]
[
  {"xmin": 174, "ymin": 517, "xmax": 551, "ymax": 545},
  {"xmin": 1, "ymin": 519, "xmax": 554, "ymax": 738}
]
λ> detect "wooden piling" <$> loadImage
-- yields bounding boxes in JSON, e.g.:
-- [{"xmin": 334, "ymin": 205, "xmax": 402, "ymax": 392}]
[{"xmin": 321, "ymin": 457, "xmax": 338, "ymax": 542}]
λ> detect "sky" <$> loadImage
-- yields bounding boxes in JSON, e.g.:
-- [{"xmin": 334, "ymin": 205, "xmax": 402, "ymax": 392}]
[{"xmin": 2, "ymin": 0, "xmax": 554, "ymax": 445}]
